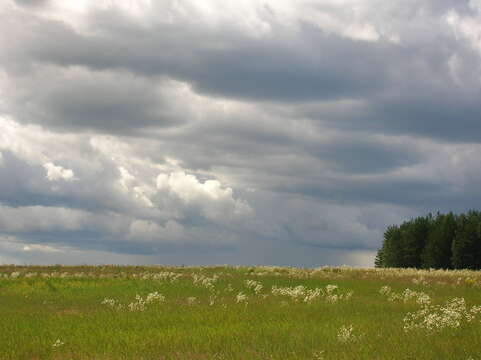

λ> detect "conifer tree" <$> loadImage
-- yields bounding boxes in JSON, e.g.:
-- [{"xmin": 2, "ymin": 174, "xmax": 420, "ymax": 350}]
[
  {"xmin": 380, "ymin": 225, "xmax": 403, "ymax": 267},
  {"xmin": 376, "ymin": 210, "xmax": 481, "ymax": 269},
  {"xmin": 452, "ymin": 211, "xmax": 481, "ymax": 269},
  {"xmin": 400, "ymin": 216, "xmax": 431, "ymax": 268},
  {"xmin": 422, "ymin": 213, "xmax": 456, "ymax": 269}
]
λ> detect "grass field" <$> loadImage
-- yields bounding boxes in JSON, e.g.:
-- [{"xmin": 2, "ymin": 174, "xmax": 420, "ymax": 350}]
[{"xmin": 0, "ymin": 265, "xmax": 480, "ymax": 360}]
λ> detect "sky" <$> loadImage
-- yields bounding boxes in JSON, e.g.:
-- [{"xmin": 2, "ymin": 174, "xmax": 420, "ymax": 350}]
[{"xmin": 1, "ymin": 0, "xmax": 481, "ymax": 267}]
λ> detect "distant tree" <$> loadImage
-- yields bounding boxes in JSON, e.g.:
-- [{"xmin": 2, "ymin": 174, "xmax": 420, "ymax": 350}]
[
  {"xmin": 452, "ymin": 211, "xmax": 481, "ymax": 269},
  {"xmin": 376, "ymin": 225, "xmax": 403, "ymax": 267},
  {"xmin": 376, "ymin": 210, "xmax": 481, "ymax": 269},
  {"xmin": 374, "ymin": 248, "xmax": 384, "ymax": 268},
  {"xmin": 400, "ymin": 216, "xmax": 431, "ymax": 268},
  {"xmin": 422, "ymin": 213, "xmax": 456, "ymax": 269}
]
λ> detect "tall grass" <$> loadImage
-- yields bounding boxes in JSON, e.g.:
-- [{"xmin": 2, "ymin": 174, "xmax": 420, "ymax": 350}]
[{"xmin": 0, "ymin": 265, "xmax": 480, "ymax": 359}]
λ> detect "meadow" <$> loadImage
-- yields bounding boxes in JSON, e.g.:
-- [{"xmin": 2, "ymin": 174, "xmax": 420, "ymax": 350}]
[{"xmin": 0, "ymin": 265, "xmax": 480, "ymax": 360}]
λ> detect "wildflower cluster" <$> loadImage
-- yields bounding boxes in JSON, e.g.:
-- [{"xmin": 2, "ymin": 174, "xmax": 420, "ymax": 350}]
[
  {"xmin": 209, "ymin": 294, "xmax": 218, "ymax": 306},
  {"xmin": 128, "ymin": 292, "xmax": 165, "ymax": 311},
  {"xmin": 2, "ymin": 265, "xmax": 481, "ymax": 287},
  {"xmin": 337, "ymin": 324, "xmax": 359, "ymax": 343},
  {"xmin": 236, "ymin": 292, "xmax": 248, "ymax": 304},
  {"xmin": 52, "ymin": 339, "xmax": 64, "ymax": 348},
  {"xmin": 411, "ymin": 276, "xmax": 428, "ymax": 286},
  {"xmin": 101, "ymin": 298, "xmax": 123, "ymax": 310},
  {"xmin": 187, "ymin": 297, "xmax": 197, "ymax": 305},
  {"xmin": 403, "ymin": 297, "xmax": 481, "ymax": 333},
  {"xmin": 323, "ymin": 284, "xmax": 354, "ymax": 303},
  {"xmin": 141, "ymin": 271, "xmax": 182, "ymax": 282},
  {"xmin": 244, "ymin": 279, "xmax": 263, "ymax": 294},
  {"xmin": 145, "ymin": 291, "xmax": 165, "ymax": 303},
  {"xmin": 9, "ymin": 272, "xmax": 20, "ymax": 278},
  {"xmin": 271, "ymin": 285, "xmax": 310, "ymax": 302},
  {"xmin": 128, "ymin": 295, "xmax": 147, "ymax": 312},
  {"xmin": 101, "ymin": 292, "xmax": 165, "ymax": 312},
  {"xmin": 192, "ymin": 274, "xmax": 219, "ymax": 291},
  {"xmin": 379, "ymin": 286, "xmax": 431, "ymax": 306},
  {"xmin": 271, "ymin": 284, "xmax": 353, "ymax": 303}
]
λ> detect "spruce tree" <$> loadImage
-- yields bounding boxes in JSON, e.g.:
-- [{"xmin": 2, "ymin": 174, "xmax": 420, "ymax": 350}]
[
  {"xmin": 382, "ymin": 225, "xmax": 403, "ymax": 267},
  {"xmin": 422, "ymin": 213, "xmax": 456, "ymax": 269},
  {"xmin": 400, "ymin": 216, "xmax": 431, "ymax": 268},
  {"xmin": 452, "ymin": 211, "xmax": 481, "ymax": 269},
  {"xmin": 376, "ymin": 210, "xmax": 481, "ymax": 269}
]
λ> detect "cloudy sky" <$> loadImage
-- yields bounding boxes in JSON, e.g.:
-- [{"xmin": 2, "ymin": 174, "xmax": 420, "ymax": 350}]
[{"xmin": 1, "ymin": 0, "xmax": 481, "ymax": 267}]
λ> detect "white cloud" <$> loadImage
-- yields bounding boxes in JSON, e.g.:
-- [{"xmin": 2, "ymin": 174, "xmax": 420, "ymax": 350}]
[
  {"xmin": 0, "ymin": 117, "xmax": 254, "ymax": 252},
  {"xmin": 23, "ymin": 243, "xmax": 62, "ymax": 253},
  {"xmin": 156, "ymin": 171, "xmax": 253, "ymax": 221},
  {"xmin": 5, "ymin": 0, "xmax": 389, "ymax": 42},
  {"xmin": 445, "ymin": 8, "xmax": 481, "ymax": 56},
  {"xmin": 43, "ymin": 162, "xmax": 75, "ymax": 181},
  {"xmin": 0, "ymin": 116, "xmax": 84, "ymax": 165}
]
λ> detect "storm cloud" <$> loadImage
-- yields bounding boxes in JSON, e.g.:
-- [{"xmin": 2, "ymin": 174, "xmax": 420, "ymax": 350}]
[{"xmin": 1, "ymin": 0, "xmax": 481, "ymax": 267}]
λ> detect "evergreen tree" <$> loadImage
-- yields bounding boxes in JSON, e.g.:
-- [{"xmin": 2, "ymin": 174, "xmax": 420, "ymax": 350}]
[
  {"xmin": 452, "ymin": 211, "xmax": 481, "ymax": 269},
  {"xmin": 374, "ymin": 247, "xmax": 384, "ymax": 268},
  {"xmin": 380, "ymin": 225, "xmax": 403, "ymax": 267},
  {"xmin": 400, "ymin": 216, "xmax": 431, "ymax": 268},
  {"xmin": 376, "ymin": 210, "xmax": 481, "ymax": 269},
  {"xmin": 422, "ymin": 213, "xmax": 456, "ymax": 269}
]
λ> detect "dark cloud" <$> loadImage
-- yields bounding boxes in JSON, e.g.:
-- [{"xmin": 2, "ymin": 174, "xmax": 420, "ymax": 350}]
[
  {"xmin": 277, "ymin": 177, "xmax": 450, "ymax": 207},
  {"xmin": 2, "ymin": 65, "xmax": 190, "ymax": 132},
  {"xmin": 1, "ymin": 6, "xmax": 393, "ymax": 102},
  {"xmin": 309, "ymin": 139, "xmax": 423, "ymax": 174},
  {"xmin": 1, "ymin": 0, "xmax": 481, "ymax": 266},
  {"xmin": 366, "ymin": 95, "xmax": 481, "ymax": 142},
  {"xmin": 3, "ymin": 0, "xmax": 479, "ymax": 144}
]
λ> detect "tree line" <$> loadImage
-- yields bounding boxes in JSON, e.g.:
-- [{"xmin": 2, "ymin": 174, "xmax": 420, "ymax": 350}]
[{"xmin": 375, "ymin": 210, "xmax": 481, "ymax": 269}]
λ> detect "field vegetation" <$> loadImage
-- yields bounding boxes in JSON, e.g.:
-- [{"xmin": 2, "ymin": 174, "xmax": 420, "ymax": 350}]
[{"xmin": 1, "ymin": 265, "xmax": 480, "ymax": 359}]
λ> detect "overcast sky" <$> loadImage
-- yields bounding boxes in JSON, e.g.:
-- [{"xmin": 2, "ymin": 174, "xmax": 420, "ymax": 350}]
[{"xmin": 1, "ymin": 0, "xmax": 481, "ymax": 267}]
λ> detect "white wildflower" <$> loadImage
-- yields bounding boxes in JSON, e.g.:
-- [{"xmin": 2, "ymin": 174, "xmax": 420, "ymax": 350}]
[
  {"xmin": 52, "ymin": 339, "xmax": 64, "ymax": 348},
  {"xmin": 379, "ymin": 286, "xmax": 391, "ymax": 295},
  {"xmin": 101, "ymin": 298, "xmax": 123, "ymax": 310},
  {"xmin": 343, "ymin": 291, "xmax": 354, "ymax": 301},
  {"xmin": 272, "ymin": 284, "xmax": 352, "ymax": 303},
  {"xmin": 312, "ymin": 350, "xmax": 325, "ymax": 359},
  {"xmin": 304, "ymin": 288, "xmax": 322, "ymax": 303},
  {"xmin": 381, "ymin": 287, "xmax": 430, "ymax": 306},
  {"xmin": 236, "ymin": 292, "xmax": 248, "ymax": 304},
  {"xmin": 325, "ymin": 284, "xmax": 338, "ymax": 294},
  {"xmin": 337, "ymin": 324, "xmax": 357, "ymax": 343},
  {"xmin": 193, "ymin": 274, "xmax": 219, "ymax": 291},
  {"xmin": 145, "ymin": 291, "xmax": 165, "ymax": 304},
  {"xmin": 128, "ymin": 294, "xmax": 146, "ymax": 312},
  {"xmin": 245, "ymin": 280, "xmax": 263, "ymax": 294},
  {"xmin": 151, "ymin": 272, "xmax": 182, "ymax": 283},
  {"xmin": 187, "ymin": 297, "xmax": 197, "ymax": 306},
  {"xmin": 404, "ymin": 297, "xmax": 481, "ymax": 333},
  {"xmin": 325, "ymin": 294, "xmax": 339, "ymax": 304}
]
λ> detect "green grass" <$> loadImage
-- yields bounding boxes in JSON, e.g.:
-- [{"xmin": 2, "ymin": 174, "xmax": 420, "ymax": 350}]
[{"xmin": 0, "ymin": 265, "xmax": 480, "ymax": 359}]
